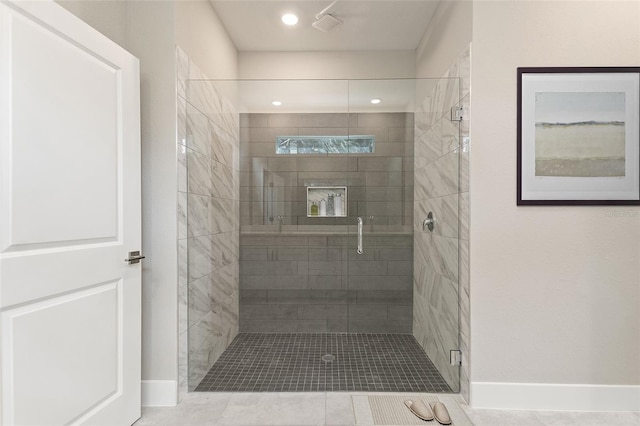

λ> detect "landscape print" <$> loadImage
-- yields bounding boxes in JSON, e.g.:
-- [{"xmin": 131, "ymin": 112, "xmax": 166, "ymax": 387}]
[{"xmin": 535, "ymin": 91, "xmax": 626, "ymax": 177}]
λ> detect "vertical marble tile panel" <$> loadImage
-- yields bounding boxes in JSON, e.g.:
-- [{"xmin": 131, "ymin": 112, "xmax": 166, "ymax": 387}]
[
  {"xmin": 459, "ymin": 239, "xmax": 470, "ymax": 296},
  {"xmin": 211, "ymin": 263, "xmax": 237, "ymax": 308},
  {"xmin": 231, "ymin": 199, "xmax": 240, "ymax": 230},
  {"xmin": 415, "ymin": 127, "xmax": 441, "ymax": 169},
  {"xmin": 188, "ymin": 311, "xmax": 216, "ymax": 388},
  {"xmin": 441, "ymin": 115, "xmax": 460, "ymax": 155},
  {"xmin": 425, "ymin": 150, "xmax": 459, "ymax": 198},
  {"xmin": 188, "ymin": 193, "xmax": 211, "ymax": 238},
  {"xmin": 188, "ymin": 235, "xmax": 213, "ymax": 282},
  {"xmin": 460, "ymin": 137, "xmax": 470, "ymax": 194},
  {"xmin": 459, "ymin": 281, "xmax": 471, "ymax": 402},
  {"xmin": 413, "ymin": 165, "xmax": 431, "ymax": 201},
  {"xmin": 459, "ymin": 191, "xmax": 470, "ymax": 241},
  {"xmin": 177, "ymin": 95, "xmax": 187, "ymax": 147},
  {"xmin": 177, "ymin": 143, "xmax": 188, "ymax": 193},
  {"xmin": 211, "ymin": 124, "xmax": 234, "ymax": 167},
  {"xmin": 188, "ymin": 66, "xmax": 218, "ymax": 120},
  {"xmin": 210, "ymin": 231, "xmax": 235, "ymax": 271},
  {"xmin": 210, "ymin": 197, "xmax": 231, "ymax": 234},
  {"xmin": 211, "ymin": 161, "xmax": 233, "ymax": 199},
  {"xmin": 178, "ymin": 283, "xmax": 188, "ymax": 334},
  {"xmin": 181, "ymin": 48, "xmax": 241, "ymax": 393},
  {"xmin": 188, "ymin": 274, "xmax": 213, "ymax": 328},
  {"xmin": 186, "ymin": 104, "xmax": 211, "ymax": 157},
  {"xmin": 178, "ymin": 191, "xmax": 188, "ymax": 240},
  {"xmin": 187, "ymin": 148, "xmax": 212, "ymax": 197},
  {"xmin": 413, "ymin": 43, "xmax": 471, "ymax": 398},
  {"xmin": 178, "ymin": 238, "xmax": 188, "ymax": 286},
  {"xmin": 218, "ymin": 95, "xmax": 240, "ymax": 140},
  {"xmin": 431, "ymin": 235, "xmax": 459, "ymax": 282},
  {"xmin": 414, "ymin": 107, "xmax": 432, "ymax": 136},
  {"xmin": 458, "ymin": 47, "xmax": 471, "ymax": 399},
  {"xmin": 177, "ymin": 328, "xmax": 188, "ymax": 402}
]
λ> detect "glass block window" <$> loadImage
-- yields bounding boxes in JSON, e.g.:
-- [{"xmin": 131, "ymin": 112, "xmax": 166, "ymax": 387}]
[{"xmin": 276, "ymin": 136, "xmax": 375, "ymax": 154}]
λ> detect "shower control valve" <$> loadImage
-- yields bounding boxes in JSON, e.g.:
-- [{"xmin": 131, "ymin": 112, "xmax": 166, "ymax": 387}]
[{"xmin": 423, "ymin": 212, "xmax": 435, "ymax": 232}]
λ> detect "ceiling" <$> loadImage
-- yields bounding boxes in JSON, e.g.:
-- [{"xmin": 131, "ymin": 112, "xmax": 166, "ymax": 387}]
[{"xmin": 208, "ymin": 1, "xmax": 440, "ymax": 52}]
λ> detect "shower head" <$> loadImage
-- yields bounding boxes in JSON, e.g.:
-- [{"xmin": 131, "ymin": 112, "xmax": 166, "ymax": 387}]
[
  {"xmin": 312, "ymin": 13, "xmax": 343, "ymax": 32},
  {"xmin": 312, "ymin": 1, "xmax": 342, "ymax": 32}
]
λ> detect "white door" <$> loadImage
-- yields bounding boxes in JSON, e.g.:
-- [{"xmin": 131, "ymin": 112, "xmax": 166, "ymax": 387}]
[{"xmin": 0, "ymin": 1, "xmax": 141, "ymax": 425}]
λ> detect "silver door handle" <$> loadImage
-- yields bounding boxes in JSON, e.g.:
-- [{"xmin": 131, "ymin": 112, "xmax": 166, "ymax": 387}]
[
  {"xmin": 125, "ymin": 250, "xmax": 146, "ymax": 264},
  {"xmin": 357, "ymin": 217, "xmax": 363, "ymax": 255}
]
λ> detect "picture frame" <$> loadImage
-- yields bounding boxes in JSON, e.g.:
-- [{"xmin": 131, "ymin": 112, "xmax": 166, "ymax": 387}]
[{"xmin": 517, "ymin": 67, "xmax": 640, "ymax": 205}]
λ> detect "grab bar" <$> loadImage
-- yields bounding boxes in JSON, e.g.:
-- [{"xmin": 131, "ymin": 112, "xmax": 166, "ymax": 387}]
[{"xmin": 357, "ymin": 217, "xmax": 363, "ymax": 255}]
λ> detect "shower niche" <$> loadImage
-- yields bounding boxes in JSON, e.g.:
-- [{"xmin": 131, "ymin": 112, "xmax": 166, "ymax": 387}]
[{"xmin": 306, "ymin": 186, "xmax": 347, "ymax": 217}]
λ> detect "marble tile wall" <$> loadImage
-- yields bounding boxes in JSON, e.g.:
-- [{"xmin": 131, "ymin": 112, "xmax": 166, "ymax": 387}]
[
  {"xmin": 176, "ymin": 47, "xmax": 240, "ymax": 396},
  {"xmin": 239, "ymin": 112, "xmax": 414, "ymax": 333},
  {"xmin": 413, "ymin": 45, "xmax": 470, "ymax": 400}
]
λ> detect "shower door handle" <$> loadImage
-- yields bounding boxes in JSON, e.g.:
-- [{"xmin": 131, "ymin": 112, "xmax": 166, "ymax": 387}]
[{"xmin": 357, "ymin": 217, "xmax": 363, "ymax": 255}]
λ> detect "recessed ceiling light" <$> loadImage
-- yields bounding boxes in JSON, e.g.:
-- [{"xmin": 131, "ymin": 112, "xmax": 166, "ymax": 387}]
[
  {"xmin": 272, "ymin": 100, "xmax": 282, "ymax": 106},
  {"xmin": 281, "ymin": 13, "xmax": 298, "ymax": 26},
  {"xmin": 370, "ymin": 98, "xmax": 382, "ymax": 104}
]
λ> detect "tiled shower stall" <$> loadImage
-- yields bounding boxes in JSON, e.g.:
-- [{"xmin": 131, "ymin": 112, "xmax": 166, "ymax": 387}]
[{"xmin": 176, "ymin": 45, "xmax": 471, "ymax": 401}]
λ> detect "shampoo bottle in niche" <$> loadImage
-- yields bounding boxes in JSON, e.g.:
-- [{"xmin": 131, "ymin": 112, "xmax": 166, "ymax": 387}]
[
  {"xmin": 327, "ymin": 193, "xmax": 335, "ymax": 216},
  {"xmin": 320, "ymin": 198, "xmax": 327, "ymax": 216},
  {"xmin": 310, "ymin": 201, "xmax": 319, "ymax": 216},
  {"xmin": 335, "ymin": 193, "xmax": 343, "ymax": 216}
]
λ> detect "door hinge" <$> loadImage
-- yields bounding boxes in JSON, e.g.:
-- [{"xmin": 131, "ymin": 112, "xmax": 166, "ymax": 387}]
[
  {"xmin": 450, "ymin": 106, "xmax": 463, "ymax": 122},
  {"xmin": 450, "ymin": 349, "xmax": 462, "ymax": 366}
]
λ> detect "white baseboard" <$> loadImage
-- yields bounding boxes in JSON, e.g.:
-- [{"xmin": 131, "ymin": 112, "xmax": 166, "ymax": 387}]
[
  {"xmin": 471, "ymin": 382, "xmax": 640, "ymax": 411},
  {"xmin": 141, "ymin": 380, "xmax": 177, "ymax": 407}
]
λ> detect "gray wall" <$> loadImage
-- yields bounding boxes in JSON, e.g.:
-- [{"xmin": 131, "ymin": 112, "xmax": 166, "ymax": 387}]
[
  {"xmin": 239, "ymin": 113, "xmax": 414, "ymax": 333},
  {"xmin": 470, "ymin": 1, "xmax": 640, "ymax": 410}
]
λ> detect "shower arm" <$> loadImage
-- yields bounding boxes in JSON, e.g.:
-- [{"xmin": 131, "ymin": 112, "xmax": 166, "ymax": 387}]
[{"xmin": 316, "ymin": 0, "xmax": 338, "ymax": 19}]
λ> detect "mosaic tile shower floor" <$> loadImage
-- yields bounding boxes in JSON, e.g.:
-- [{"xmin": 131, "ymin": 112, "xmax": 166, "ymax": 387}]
[{"xmin": 194, "ymin": 333, "xmax": 453, "ymax": 393}]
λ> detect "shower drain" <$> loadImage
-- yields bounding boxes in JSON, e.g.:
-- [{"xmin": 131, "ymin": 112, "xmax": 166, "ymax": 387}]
[{"xmin": 321, "ymin": 354, "xmax": 336, "ymax": 362}]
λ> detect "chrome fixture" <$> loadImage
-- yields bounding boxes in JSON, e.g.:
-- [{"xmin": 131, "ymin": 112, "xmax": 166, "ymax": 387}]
[
  {"xmin": 450, "ymin": 105, "xmax": 463, "ymax": 122},
  {"xmin": 423, "ymin": 212, "xmax": 435, "ymax": 232},
  {"xmin": 125, "ymin": 250, "xmax": 145, "ymax": 265},
  {"xmin": 357, "ymin": 216, "xmax": 363, "ymax": 255}
]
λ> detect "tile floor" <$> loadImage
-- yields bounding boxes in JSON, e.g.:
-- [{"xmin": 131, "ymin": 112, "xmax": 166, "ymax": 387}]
[
  {"xmin": 135, "ymin": 392, "xmax": 640, "ymax": 426},
  {"xmin": 195, "ymin": 333, "xmax": 451, "ymax": 393}
]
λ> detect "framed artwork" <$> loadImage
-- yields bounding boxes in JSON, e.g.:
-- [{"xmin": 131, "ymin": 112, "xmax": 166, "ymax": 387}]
[{"xmin": 517, "ymin": 67, "xmax": 640, "ymax": 205}]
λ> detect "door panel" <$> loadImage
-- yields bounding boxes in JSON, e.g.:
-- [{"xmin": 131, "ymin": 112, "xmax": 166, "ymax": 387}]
[
  {"xmin": 4, "ymin": 282, "xmax": 120, "ymax": 425},
  {"xmin": 0, "ymin": 1, "xmax": 141, "ymax": 424},
  {"xmin": 7, "ymin": 2, "xmax": 119, "ymax": 248}
]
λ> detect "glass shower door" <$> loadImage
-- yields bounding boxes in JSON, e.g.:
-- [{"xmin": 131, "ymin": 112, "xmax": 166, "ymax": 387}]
[
  {"xmin": 345, "ymin": 79, "xmax": 416, "ymax": 335},
  {"xmin": 346, "ymin": 78, "xmax": 462, "ymax": 392}
]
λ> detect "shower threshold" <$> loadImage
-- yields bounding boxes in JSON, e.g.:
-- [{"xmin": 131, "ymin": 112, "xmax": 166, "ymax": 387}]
[{"xmin": 194, "ymin": 333, "xmax": 453, "ymax": 393}]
